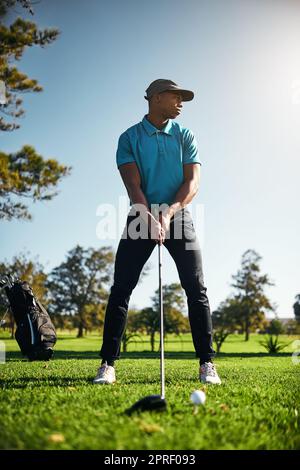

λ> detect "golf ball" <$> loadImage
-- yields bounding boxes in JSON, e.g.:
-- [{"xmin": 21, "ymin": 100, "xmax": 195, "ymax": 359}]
[{"xmin": 190, "ymin": 390, "xmax": 206, "ymax": 405}]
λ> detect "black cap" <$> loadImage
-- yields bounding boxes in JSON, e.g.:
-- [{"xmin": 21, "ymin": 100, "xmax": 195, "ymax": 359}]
[{"xmin": 144, "ymin": 79, "xmax": 194, "ymax": 102}]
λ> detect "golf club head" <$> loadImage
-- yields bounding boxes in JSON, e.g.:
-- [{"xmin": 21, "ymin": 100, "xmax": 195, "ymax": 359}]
[{"xmin": 125, "ymin": 394, "xmax": 167, "ymax": 415}]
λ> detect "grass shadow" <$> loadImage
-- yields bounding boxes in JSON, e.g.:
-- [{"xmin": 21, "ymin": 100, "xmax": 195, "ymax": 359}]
[
  {"xmin": 4, "ymin": 350, "xmax": 293, "ymax": 362},
  {"xmin": 0, "ymin": 376, "xmax": 97, "ymax": 389}
]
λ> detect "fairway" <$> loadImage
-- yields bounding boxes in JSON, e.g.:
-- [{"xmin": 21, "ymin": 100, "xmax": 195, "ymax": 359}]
[{"xmin": 0, "ymin": 333, "xmax": 299, "ymax": 450}]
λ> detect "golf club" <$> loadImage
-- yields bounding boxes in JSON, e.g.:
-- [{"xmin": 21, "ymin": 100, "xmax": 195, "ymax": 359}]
[{"xmin": 125, "ymin": 241, "xmax": 167, "ymax": 415}]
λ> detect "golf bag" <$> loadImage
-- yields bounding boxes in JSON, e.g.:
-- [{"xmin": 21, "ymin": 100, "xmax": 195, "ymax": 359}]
[{"xmin": 0, "ymin": 275, "xmax": 57, "ymax": 361}]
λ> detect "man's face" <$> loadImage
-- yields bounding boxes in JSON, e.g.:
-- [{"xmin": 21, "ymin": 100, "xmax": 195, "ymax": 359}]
[{"xmin": 151, "ymin": 91, "xmax": 183, "ymax": 118}]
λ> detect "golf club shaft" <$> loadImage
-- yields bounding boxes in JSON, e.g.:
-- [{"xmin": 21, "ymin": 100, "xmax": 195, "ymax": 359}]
[{"xmin": 158, "ymin": 242, "xmax": 165, "ymax": 400}]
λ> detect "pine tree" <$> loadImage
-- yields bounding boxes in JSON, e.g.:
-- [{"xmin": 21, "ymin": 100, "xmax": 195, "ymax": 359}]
[{"xmin": 0, "ymin": 0, "xmax": 71, "ymax": 220}]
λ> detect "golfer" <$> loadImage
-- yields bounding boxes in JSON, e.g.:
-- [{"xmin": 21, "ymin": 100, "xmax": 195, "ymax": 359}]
[{"xmin": 93, "ymin": 79, "xmax": 221, "ymax": 385}]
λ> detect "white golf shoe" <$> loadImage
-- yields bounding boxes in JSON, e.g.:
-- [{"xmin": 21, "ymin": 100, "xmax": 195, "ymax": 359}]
[
  {"xmin": 93, "ymin": 363, "xmax": 116, "ymax": 385},
  {"xmin": 200, "ymin": 362, "xmax": 221, "ymax": 385}
]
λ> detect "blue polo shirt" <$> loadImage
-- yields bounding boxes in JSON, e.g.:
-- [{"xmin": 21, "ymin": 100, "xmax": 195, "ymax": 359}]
[{"xmin": 116, "ymin": 115, "xmax": 202, "ymax": 207}]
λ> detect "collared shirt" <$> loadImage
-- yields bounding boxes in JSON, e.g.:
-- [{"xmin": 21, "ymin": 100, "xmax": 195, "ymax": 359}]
[{"xmin": 116, "ymin": 114, "xmax": 202, "ymax": 207}]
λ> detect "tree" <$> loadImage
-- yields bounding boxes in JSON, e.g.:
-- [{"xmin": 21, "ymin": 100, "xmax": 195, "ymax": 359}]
[
  {"xmin": 231, "ymin": 249, "xmax": 275, "ymax": 341},
  {"xmin": 266, "ymin": 319, "xmax": 284, "ymax": 336},
  {"xmin": 0, "ymin": 146, "xmax": 71, "ymax": 220},
  {"xmin": 151, "ymin": 282, "xmax": 186, "ymax": 315},
  {"xmin": 293, "ymin": 294, "xmax": 300, "ymax": 323},
  {"xmin": 46, "ymin": 245, "xmax": 114, "ymax": 338},
  {"xmin": 0, "ymin": 251, "xmax": 47, "ymax": 337},
  {"xmin": 132, "ymin": 283, "xmax": 189, "ymax": 351},
  {"xmin": 121, "ymin": 331, "xmax": 142, "ymax": 353},
  {"xmin": 152, "ymin": 283, "xmax": 188, "ymax": 346},
  {"xmin": 81, "ymin": 302, "xmax": 106, "ymax": 334},
  {"xmin": 0, "ymin": 0, "xmax": 71, "ymax": 220},
  {"xmin": 212, "ymin": 298, "xmax": 241, "ymax": 353},
  {"xmin": 0, "ymin": 1, "xmax": 35, "ymax": 18},
  {"xmin": 0, "ymin": 0, "xmax": 59, "ymax": 131},
  {"xmin": 51, "ymin": 311, "xmax": 73, "ymax": 332},
  {"xmin": 165, "ymin": 307, "xmax": 190, "ymax": 336},
  {"xmin": 132, "ymin": 307, "xmax": 158, "ymax": 352},
  {"xmin": 121, "ymin": 308, "xmax": 141, "ymax": 352}
]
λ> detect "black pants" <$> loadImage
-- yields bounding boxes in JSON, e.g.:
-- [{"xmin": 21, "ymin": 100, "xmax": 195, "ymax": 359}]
[{"xmin": 100, "ymin": 207, "xmax": 216, "ymax": 363}]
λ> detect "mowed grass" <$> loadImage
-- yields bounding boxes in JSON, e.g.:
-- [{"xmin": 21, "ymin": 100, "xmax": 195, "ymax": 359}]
[{"xmin": 0, "ymin": 332, "xmax": 299, "ymax": 450}]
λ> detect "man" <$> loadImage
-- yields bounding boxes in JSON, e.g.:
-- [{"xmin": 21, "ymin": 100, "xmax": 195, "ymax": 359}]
[{"xmin": 93, "ymin": 79, "xmax": 221, "ymax": 385}]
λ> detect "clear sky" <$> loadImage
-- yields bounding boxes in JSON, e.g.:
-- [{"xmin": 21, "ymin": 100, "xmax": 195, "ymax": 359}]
[{"xmin": 1, "ymin": 0, "xmax": 300, "ymax": 317}]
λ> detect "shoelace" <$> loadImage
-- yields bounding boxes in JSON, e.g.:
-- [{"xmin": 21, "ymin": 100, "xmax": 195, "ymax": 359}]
[
  {"xmin": 202, "ymin": 362, "xmax": 217, "ymax": 376},
  {"xmin": 98, "ymin": 365, "xmax": 109, "ymax": 376}
]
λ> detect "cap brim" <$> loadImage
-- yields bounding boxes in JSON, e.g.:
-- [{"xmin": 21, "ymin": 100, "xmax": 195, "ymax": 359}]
[
  {"xmin": 175, "ymin": 89, "xmax": 194, "ymax": 101},
  {"xmin": 144, "ymin": 88, "xmax": 194, "ymax": 101}
]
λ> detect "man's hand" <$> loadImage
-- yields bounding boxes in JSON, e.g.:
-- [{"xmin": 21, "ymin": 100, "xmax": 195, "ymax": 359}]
[
  {"xmin": 159, "ymin": 211, "xmax": 172, "ymax": 243},
  {"xmin": 148, "ymin": 212, "xmax": 165, "ymax": 245},
  {"xmin": 147, "ymin": 208, "xmax": 174, "ymax": 244}
]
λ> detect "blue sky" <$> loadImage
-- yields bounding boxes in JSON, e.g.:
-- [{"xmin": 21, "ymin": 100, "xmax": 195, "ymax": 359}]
[{"xmin": 1, "ymin": 0, "xmax": 300, "ymax": 317}]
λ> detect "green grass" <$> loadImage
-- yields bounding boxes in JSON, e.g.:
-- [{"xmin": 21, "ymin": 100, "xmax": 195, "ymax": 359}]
[{"xmin": 0, "ymin": 333, "xmax": 299, "ymax": 450}]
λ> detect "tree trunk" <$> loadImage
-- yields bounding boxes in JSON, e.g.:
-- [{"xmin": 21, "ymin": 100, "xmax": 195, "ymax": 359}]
[
  {"xmin": 245, "ymin": 318, "xmax": 250, "ymax": 341},
  {"xmin": 77, "ymin": 323, "xmax": 84, "ymax": 338},
  {"xmin": 150, "ymin": 331, "xmax": 155, "ymax": 352}
]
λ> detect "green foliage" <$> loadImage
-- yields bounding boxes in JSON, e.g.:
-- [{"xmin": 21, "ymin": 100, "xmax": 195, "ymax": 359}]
[
  {"xmin": 131, "ymin": 307, "xmax": 158, "ymax": 352},
  {"xmin": 231, "ymin": 249, "xmax": 275, "ymax": 341},
  {"xmin": 0, "ymin": 250, "xmax": 47, "ymax": 299},
  {"xmin": 266, "ymin": 319, "xmax": 285, "ymax": 336},
  {"xmin": 165, "ymin": 307, "xmax": 189, "ymax": 335},
  {"xmin": 151, "ymin": 282, "xmax": 186, "ymax": 315},
  {"xmin": 0, "ymin": 146, "xmax": 71, "ymax": 220},
  {"xmin": 81, "ymin": 303, "xmax": 106, "ymax": 334},
  {"xmin": 46, "ymin": 245, "xmax": 114, "ymax": 338},
  {"xmin": 212, "ymin": 298, "xmax": 241, "ymax": 353},
  {"xmin": 0, "ymin": 1, "xmax": 34, "ymax": 18},
  {"xmin": 0, "ymin": 1, "xmax": 71, "ymax": 221},
  {"xmin": 121, "ymin": 331, "xmax": 142, "ymax": 353},
  {"xmin": 0, "ymin": 3, "xmax": 60, "ymax": 131},
  {"xmin": 131, "ymin": 284, "xmax": 189, "ymax": 351},
  {"xmin": 260, "ymin": 335, "xmax": 289, "ymax": 354}
]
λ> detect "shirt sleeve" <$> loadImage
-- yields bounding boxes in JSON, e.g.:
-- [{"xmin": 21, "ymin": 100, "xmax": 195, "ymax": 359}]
[
  {"xmin": 182, "ymin": 128, "xmax": 202, "ymax": 165},
  {"xmin": 116, "ymin": 131, "xmax": 135, "ymax": 168}
]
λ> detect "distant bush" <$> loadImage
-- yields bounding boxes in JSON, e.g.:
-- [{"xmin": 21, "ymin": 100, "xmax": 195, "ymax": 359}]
[
  {"xmin": 284, "ymin": 319, "xmax": 300, "ymax": 335},
  {"xmin": 266, "ymin": 319, "xmax": 285, "ymax": 335}
]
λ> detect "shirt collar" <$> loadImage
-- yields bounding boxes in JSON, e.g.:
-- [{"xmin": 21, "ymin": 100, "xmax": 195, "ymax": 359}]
[{"xmin": 142, "ymin": 115, "xmax": 173, "ymax": 136}]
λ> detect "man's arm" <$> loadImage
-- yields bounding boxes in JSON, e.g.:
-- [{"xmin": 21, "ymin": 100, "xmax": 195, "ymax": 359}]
[
  {"xmin": 119, "ymin": 162, "xmax": 156, "ymax": 227},
  {"xmin": 166, "ymin": 163, "xmax": 200, "ymax": 218},
  {"xmin": 119, "ymin": 162, "xmax": 149, "ymax": 213}
]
